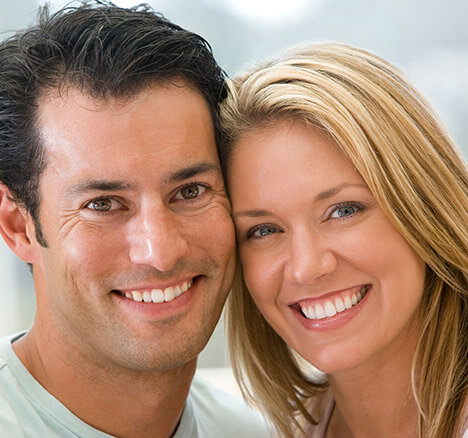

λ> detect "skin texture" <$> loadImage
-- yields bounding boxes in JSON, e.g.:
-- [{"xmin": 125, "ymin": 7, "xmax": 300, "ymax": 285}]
[
  {"xmin": 0, "ymin": 82, "xmax": 236, "ymax": 437},
  {"xmin": 228, "ymin": 119, "xmax": 425, "ymax": 437}
]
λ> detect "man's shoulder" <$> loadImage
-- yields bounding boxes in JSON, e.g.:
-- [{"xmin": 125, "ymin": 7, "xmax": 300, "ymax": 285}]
[
  {"xmin": 0, "ymin": 332, "xmax": 25, "ymax": 382},
  {"xmin": 188, "ymin": 373, "xmax": 272, "ymax": 437},
  {"xmin": 0, "ymin": 332, "xmax": 42, "ymax": 436},
  {"xmin": 0, "ymin": 332, "xmax": 113, "ymax": 438}
]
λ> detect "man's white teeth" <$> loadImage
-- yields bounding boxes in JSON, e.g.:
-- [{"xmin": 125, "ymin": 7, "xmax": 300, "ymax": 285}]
[
  {"xmin": 164, "ymin": 287, "xmax": 175, "ymax": 302},
  {"xmin": 152, "ymin": 289, "xmax": 164, "ymax": 303},
  {"xmin": 128, "ymin": 291, "xmax": 142, "ymax": 302},
  {"xmin": 124, "ymin": 280, "xmax": 192, "ymax": 304},
  {"xmin": 301, "ymin": 286, "xmax": 368, "ymax": 320}
]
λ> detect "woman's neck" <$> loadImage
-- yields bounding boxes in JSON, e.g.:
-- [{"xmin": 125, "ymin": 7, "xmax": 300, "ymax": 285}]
[{"xmin": 325, "ymin": 331, "xmax": 420, "ymax": 438}]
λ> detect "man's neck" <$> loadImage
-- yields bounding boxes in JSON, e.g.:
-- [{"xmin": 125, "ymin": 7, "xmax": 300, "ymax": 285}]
[{"xmin": 13, "ymin": 326, "xmax": 196, "ymax": 438}]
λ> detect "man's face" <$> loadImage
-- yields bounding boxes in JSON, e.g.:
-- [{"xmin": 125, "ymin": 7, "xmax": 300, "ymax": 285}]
[{"xmin": 29, "ymin": 83, "xmax": 236, "ymax": 372}]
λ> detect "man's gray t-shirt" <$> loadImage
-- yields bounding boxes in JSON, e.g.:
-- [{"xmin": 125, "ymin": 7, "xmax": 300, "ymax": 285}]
[{"xmin": 0, "ymin": 333, "xmax": 271, "ymax": 437}]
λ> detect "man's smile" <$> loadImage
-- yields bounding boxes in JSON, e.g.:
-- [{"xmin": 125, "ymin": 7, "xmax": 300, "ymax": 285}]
[{"xmin": 115, "ymin": 278, "xmax": 195, "ymax": 303}]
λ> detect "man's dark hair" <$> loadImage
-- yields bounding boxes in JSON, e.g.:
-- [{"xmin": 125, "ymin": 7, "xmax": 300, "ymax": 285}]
[{"xmin": 0, "ymin": 0, "xmax": 226, "ymax": 246}]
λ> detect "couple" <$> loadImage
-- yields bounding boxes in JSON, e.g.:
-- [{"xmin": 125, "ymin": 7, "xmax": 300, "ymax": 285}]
[{"xmin": 0, "ymin": 2, "xmax": 466, "ymax": 437}]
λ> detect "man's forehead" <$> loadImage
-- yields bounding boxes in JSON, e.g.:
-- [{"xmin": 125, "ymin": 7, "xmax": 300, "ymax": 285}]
[
  {"xmin": 36, "ymin": 81, "xmax": 214, "ymax": 149},
  {"xmin": 37, "ymin": 85, "xmax": 152, "ymax": 119},
  {"xmin": 37, "ymin": 78, "xmax": 198, "ymax": 113},
  {"xmin": 35, "ymin": 82, "xmax": 220, "ymax": 195}
]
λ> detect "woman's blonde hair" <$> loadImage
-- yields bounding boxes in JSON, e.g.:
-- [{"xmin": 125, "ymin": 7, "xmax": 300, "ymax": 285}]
[{"xmin": 220, "ymin": 42, "xmax": 468, "ymax": 437}]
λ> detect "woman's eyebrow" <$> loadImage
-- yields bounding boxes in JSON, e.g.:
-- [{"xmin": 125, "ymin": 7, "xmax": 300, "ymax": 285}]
[
  {"xmin": 233, "ymin": 183, "xmax": 369, "ymax": 220},
  {"xmin": 314, "ymin": 183, "xmax": 368, "ymax": 201},
  {"xmin": 233, "ymin": 209, "xmax": 272, "ymax": 220}
]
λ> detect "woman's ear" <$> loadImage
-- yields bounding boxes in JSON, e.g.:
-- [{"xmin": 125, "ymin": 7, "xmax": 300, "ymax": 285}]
[{"xmin": 0, "ymin": 184, "xmax": 37, "ymax": 263}]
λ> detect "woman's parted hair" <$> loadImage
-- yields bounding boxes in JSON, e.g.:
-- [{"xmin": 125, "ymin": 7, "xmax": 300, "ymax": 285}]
[{"xmin": 220, "ymin": 42, "xmax": 468, "ymax": 437}]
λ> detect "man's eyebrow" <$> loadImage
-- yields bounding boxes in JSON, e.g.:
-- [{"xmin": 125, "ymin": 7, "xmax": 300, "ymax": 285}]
[
  {"xmin": 64, "ymin": 163, "xmax": 220, "ymax": 197},
  {"xmin": 164, "ymin": 162, "xmax": 221, "ymax": 184},
  {"xmin": 233, "ymin": 183, "xmax": 368, "ymax": 219},
  {"xmin": 66, "ymin": 180, "xmax": 131, "ymax": 196}
]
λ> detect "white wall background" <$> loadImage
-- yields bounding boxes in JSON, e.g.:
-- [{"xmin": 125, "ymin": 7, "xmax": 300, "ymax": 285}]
[{"xmin": 0, "ymin": 0, "xmax": 467, "ymax": 370}]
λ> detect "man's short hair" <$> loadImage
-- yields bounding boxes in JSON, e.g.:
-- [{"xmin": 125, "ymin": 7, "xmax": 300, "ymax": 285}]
[{"xmin": 0, "ymin": 0, "xmax": 226, "ymax": 245}]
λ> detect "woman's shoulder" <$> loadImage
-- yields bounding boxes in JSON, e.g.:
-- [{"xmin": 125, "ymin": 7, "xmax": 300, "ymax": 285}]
[
  {"xmin": 462, "ymin": 403, "xmax": 468, "ymax": 438},
  {"xmin": 296, "ymin": 389, "xmax": 334, "ymax": 438}
]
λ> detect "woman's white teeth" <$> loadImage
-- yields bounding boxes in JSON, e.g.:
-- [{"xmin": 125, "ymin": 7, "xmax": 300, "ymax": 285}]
[
  {"xmin": 125, "ymin": 280, "xmax": 192, "ymax": 304},
  {"xmin": 324, "ymin": 301, "xmax": 337, "ymax": 318},
  {"xmin": 334, "ymin": 296, "xmax": 345, "ymax": 312},
  {"xmin": 301, "ymin": 286, "xmax": 368, "ymax": 320},
  {"xmin": 344, "ymin": 295, "xmax": 352, "ymax": 309},
  {"xmin": 315, "ymin": 304, "xmax": 325, "ymax": 319}
]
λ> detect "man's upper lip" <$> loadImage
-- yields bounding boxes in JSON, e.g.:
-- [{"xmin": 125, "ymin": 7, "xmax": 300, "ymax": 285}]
[
  {"xmin": 116, "ymin": 277, "xmax": 196, "ymax": 293},
  {"xmin": 288, "ymin": 285, "xmax": 369, "ymax": 306}
]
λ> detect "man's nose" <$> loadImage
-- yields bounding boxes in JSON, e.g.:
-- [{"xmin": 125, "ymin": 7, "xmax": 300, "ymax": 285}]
[{"xmin": 128, "ymin": 207, "xmax": 189, "ymax": 272}]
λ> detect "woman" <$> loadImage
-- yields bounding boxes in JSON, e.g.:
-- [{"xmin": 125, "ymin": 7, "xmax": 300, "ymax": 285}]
[{"xmin": 219, "ymin": 42, "xmax": 468, "ymax": 437}]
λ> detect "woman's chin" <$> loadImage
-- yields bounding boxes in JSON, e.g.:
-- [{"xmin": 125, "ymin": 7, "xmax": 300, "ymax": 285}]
[{"xmin": 293, "ymin": 344, "xmax": 368, "ymax": 377}]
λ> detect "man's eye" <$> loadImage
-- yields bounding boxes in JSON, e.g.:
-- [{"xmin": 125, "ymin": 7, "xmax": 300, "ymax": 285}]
[
  {"xmin": 175, "ymin": 184, "xmax": 206, "ymax": 201},
  {"xmin": 85, "ymin": 198, "xmax": 120, "ymax": 212}
]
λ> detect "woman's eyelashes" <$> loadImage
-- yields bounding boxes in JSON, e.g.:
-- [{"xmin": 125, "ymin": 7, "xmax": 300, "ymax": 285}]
[
  {"xmin": 241, "ymin": 202, "xmax": 367, "ymax": 241},
  {"xmin": 246, "ymin": 224, "xmax": 282, "ymax": 240},
  {"xmin": 327, "ymin": 202, "xmax": 366, "ymax": 220}
]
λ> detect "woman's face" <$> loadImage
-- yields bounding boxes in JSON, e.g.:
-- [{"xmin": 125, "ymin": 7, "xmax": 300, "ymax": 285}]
[{"xmin": 228, "ymin": 119, "xmax": 426, "ymax": 374}]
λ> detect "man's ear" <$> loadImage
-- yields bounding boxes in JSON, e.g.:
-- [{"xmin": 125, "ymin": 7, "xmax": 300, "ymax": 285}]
[{"xmin": 0, "ymin": 184, "xmax": 38, "ymax": 263}]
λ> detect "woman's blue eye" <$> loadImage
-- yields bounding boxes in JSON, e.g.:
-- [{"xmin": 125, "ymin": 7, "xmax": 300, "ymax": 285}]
[
  {"xmin": 330, "ymin": 204, "xmax": 359, "ymax": 219},
  {"xmin": 249, "ymin": 225, "xmax": 279, "ymax": 239}
]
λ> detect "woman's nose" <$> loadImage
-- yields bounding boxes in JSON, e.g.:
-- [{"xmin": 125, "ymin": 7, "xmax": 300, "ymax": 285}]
[{"xmin": 285, "ymin": 228, "xmax": 337, "ymax": 285}]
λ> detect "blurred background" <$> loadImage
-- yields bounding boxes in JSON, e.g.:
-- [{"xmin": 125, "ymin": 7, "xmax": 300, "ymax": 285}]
[{"xmin": 0, "ymin": 0, "xmax": 467, "ymax": 388}]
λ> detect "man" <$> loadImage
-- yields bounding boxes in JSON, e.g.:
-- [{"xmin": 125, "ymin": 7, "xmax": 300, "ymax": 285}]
[{"xmin": 0, "ymin": 2, "xmax": 270, "ymax": 437}]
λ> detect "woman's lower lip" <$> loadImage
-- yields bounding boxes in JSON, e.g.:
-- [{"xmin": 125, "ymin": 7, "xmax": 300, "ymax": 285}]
[{"xmin": 293, "ymin": 287, "xmax": 371, "ymax": 331}]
